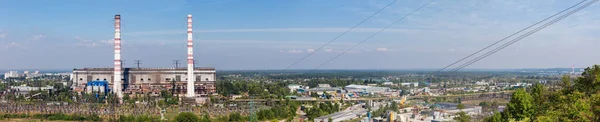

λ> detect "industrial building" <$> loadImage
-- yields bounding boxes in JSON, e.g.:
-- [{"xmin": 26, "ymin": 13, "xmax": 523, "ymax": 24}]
[
  {"xmin": 70, "ymin": 14, "xmax": 216, "ymax": 101},
  {"xmin": 345, "ymin": 84, "xmax": 390, "ymax": 94},
  {"xmin": 72, "ymin": 68, "xmax": 216, "ymax": 96}
]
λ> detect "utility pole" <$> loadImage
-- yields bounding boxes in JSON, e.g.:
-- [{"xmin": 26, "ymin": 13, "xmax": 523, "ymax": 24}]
[
  {"xmin": 134, "ymin": 60, "xmax": 142, "ymax": 68},
  {"xmin": 173, "ymin": 60, "xmax": 180, "ymax": 68}
]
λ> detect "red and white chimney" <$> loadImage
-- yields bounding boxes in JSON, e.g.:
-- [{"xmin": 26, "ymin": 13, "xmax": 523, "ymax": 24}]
[
  {"xmin": 186, "ymin": 14, "xmax": 195, "ymax": 97},
  {"xmin": 113, "ymin": 15, "xmax": 123, "ymax": 99}
]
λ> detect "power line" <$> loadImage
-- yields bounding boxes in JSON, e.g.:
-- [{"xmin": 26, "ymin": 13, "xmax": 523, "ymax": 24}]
[
  {"xmin": 134, "ymin": 60, "xmax": 142, "ymax": 68},
  {"xmin": 282, "ymin": 0, "xmax": 399, "ymax": 71},
  {"xmin": 452, "ymin": 0, "xmax": 596, "ymax": 72},
  {"xmin": 435, "ymin": 0, "xmax": 588, "ymax": 73},
  {"xmin": 173, "ymin": 60, "xmax": 181, "ymax": 68},
  {"xmin": 450, "ymin": 0, "xmax": 597, "ymax": 72},
  {"xmin": 312, "ymin": 0, "xmax": 436, "ymax": 70}
]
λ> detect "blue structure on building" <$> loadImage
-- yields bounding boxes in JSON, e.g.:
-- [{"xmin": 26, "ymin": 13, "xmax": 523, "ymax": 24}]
[{"xmin": 86, "ymin": 80, "xmax": 111, "ymax": 98}]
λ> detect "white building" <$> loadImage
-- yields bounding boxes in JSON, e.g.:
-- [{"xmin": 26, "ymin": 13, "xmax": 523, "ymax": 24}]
[
  {"xmin": 288, "ymin": 84, "xmax": 302, "ymax": 93},
  {"xmin": 345, "ymin": 85, "xmax": 390, "ymax": 94},
  {"xmin": 318, "ymin": 84, "xmax": 331, "ymax": 88},
  {"xmin": 475, "ymin": 80, "xmax": 490, "ymax": 86},
  {"xmin": 400, "ymin": 82, "xmax": 419, "ymax": 87},
  {"xmin": 382, "ymin": 82, "xmax": 395, "ymax": 86},
  {"xmin": 26, "ymin": 71, "xmax": 42, "ymax": 79},
  {"xmin": 4, "ymin": 71, "xmax": 20, "ymax": 79}
]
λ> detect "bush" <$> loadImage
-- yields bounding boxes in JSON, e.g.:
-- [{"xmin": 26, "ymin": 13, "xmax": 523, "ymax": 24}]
[{"xmin": 174, "ymin": 112, "xmax": 200, "ymax": 122}]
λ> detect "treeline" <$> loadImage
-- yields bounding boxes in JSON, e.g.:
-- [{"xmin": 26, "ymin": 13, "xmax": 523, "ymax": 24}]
[
  {"xmin": 0, "ymin": 113, "xmax": 101, "ymax": 121},
  {"xmin": 215, "ymin": 80, "xmax": 289, "ymax": 98},
  {"xmin": 484, "ymin": 65, "xmax": 600, "ymax": 121},
  {"xmin": 305, "ymin": 102, "xmax": 341, "ymax": 120},
  {"xmin": 256, "ymin": 99, "xmax": 300, "ymax": 121}
]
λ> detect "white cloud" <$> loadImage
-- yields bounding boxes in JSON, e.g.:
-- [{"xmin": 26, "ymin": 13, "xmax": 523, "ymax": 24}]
[
  {"xmin": 31, "ymin": 34, "xmax": 46, "ymax": 41},
  {"xmin": 74, "ymin": 37, "xmax": 112, "ymax": 48},
  {"xmin": 0, "ymin": 34, "xmax": 5, "ymax": 39},
  {"xmin": 288, "ymin": 50, "xmax": 304, "ymax": 53},
  {"xmin": 306, "ymin": 49, "xmax": 315, "ymax": 52},
  {"xmin": 279, "ymin": 49, "xmax": 304, "ymax": 53},
  {"xmin": 2, "ymin": 42, "xmax": 21, "ymax": 49},
  {"xmin": 376, "ymin": 48, "xmax": 389, "ymax": 52},
  {"xmin": 99, "ymin": 39, "xmax": 114, "ymax": 45},
  {"xmin": 324, "ymin": 49, "xmax": 334, "ymax": 52},
  {"xmin": 448, "ymin": 48, "xmax": 455, "ymax": 52},
  {"xmin": 76, "ymin": 40, "xmax": 99, "ymax": 47}
]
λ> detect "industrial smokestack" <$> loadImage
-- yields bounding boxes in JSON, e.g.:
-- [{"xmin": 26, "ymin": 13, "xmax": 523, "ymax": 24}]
[
  {"xmin": 114, "ymin": 15, "xmax": 123, "ymax": 100},
  {"xmin": 186, "ymin": 14, "xmax": 195, "ymax": 98}
]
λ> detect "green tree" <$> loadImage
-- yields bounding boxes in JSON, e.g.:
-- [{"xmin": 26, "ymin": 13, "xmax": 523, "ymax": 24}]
[
  {"xmin": 229, "ymin": 112, "xmax": 243, "ymax": 122},
  {"xmin": 200, "ymin": 114, "xmax": 211, "ymax": 122},
  {"xmin": 453, "ymin": 112, "xmax": 470, "ymax": 122},
  {"xmin": 575, "ymin": 65, "xmax": 600, "ymax": 94},
  {"xmin": 457, "ymin": 103, "xmax": 465, "ymax": 110},
  {"xmin": 530, "ymin": 83, "xmax": 547, "ymax": 118},
  {"xmin": 561, "ymin": 75, "xmax": 572, "ymax": 88},
  {"xmin": 484, "ymin": 112, "xmax": 503, "ymax": 122},
  {"xmin": 506, "ymin": 88, "xmax": 534, "ymax": 121},
  {"xmin": 174, "ymin": 112, "xmax": 200, "ymax": 122}
]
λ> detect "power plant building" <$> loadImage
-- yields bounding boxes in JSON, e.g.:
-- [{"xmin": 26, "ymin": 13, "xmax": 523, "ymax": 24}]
[
  {"xmin": 70, "ymin": 14, "xmax": 216, "ymax": 99},
  {"xmin": 71, "ymin": 68, "xmax": 216, "ymax": 97}
]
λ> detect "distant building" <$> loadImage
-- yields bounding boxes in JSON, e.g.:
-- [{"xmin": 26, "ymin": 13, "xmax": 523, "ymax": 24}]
[
  {"xmin": 400, "ymin": 82, "xmax": 419, "ymax": 87},
  {"xmin": 4, "ymin": 71, "xmax": 20, "ymax": 79},
  {"xmin": 308, "ymin": 87, "xmax": 342, "ymax": 95},
  {"xmin": 382, "ymin": 82, "xmax": 395, "ymax": 86},
  {"xmin": 72, "ymin": 68, "xmax": 216, "ymax": 97},
  {"xmin": 475, "ymin": 80, "xmax": 490, "ymax": 86},
  {"xmin": 26, "ymin": 70, "xmax": 42, "ymax": 79},
  {"xmin": 345, "ymin": 84, "xmax": 390, "ymax": 94},
  {"xmin": 317, "ymin": 84, "xmax": 331, "ymax": 88},
  {"xmin": 10, "ymin": 86, "xmax": 54, "ymax": 96},
  {"xmin": 230, "ymin": 94, "xmax": 243, "ymax": 100},
  {"xmin": 288, "ymin": 84, "xmax": 302, "ymax": 93}
]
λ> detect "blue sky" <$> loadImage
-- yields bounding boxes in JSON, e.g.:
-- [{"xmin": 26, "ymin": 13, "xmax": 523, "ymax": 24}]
[{"xmin": 0, "ymin": 0, "xmax": 599, "ymax": 70}]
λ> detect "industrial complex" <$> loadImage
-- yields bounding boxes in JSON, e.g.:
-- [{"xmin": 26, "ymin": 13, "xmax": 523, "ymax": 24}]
[{"xmin": 70, "ymin": 14, "xmax": 216, "ymax": 103}]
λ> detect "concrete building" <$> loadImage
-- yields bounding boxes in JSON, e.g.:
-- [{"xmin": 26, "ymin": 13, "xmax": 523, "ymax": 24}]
[
  {"xmin": 71, "ymin": 68, "xmax": 216, "ymax": 97},
  {"xmin": 4, "ymin": 71, "xmax": 20, "ymax": 79},
  {"xmin": 288, "ymin": 84, "xmax": 303, "ymax": 93},
  {"xmin": 318, "ymin": 84, "xmax": 331, "ymax": 88},
  {"xmin": 26, "ymin": 71, "xmax": 42, "ymax": 79},
  {"xmin": 400, "ymin": 82, "xmax": 419, "ymax": 87},
  {"xmin": 10, "ymin": 86, "xmax": 54, "ymax": 96},
  {"xmin": 308, "ymin": 87, "xmax": 342, "ymax": 95},
  {"xmin": 345, "ymin": 85, "xmax": 390, "ymax": 94},
  {"xmin": 70, "ymin": 14, "xmax": 217, "ymax": 101},
  {"xmin": 382, "ymin": 82, "xmax": 395, "ymax": 86}
]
